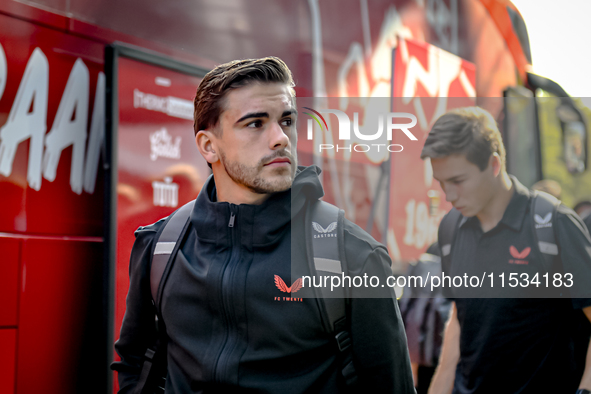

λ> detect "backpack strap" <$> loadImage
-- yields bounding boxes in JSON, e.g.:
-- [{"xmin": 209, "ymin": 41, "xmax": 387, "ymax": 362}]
[
  {"xmin": 306, "ymin": 200, "xmax": 357, "ymax": 386},
  {"xmin": 135, "ymin": 200, "xmax": 195, "ymax": 394},
  {"xmin": 309, "ymin": 201, "xmax": 346, "ymax": 328},
  {"xmin": 151, "ymin": 200, "xmax": 195, "ymax": 308},
  {"xmin": 531, "ymin": 190, "xmax": 560, "ymax": 272},
  {"xmin": 438, "ymin": 208, "xmax": 463, "ymax": 270}
]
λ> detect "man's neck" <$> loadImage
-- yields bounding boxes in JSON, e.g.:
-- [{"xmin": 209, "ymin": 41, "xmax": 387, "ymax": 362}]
[
  {"xmin": 476, "ymin": 172, "xmax": 514, "ymax": 232},
  {"xmin": 215, "ymin": 184, "xmax": 271, "ymax": 205},
  {"xmin": 212, "ymin": 173, "xmax": 272, "ymax": 205}
]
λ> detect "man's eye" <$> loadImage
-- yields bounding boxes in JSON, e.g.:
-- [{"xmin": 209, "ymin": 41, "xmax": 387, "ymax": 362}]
[
  {"xmin": 452, "ymin": 180, "xmax": 464, "ymax": 185},
  {"xmin": 281, "ymin": 118, "xmax": 292, "ymax": 127},
  {"xmin": 247, "ymin": 120, "xmax": 263, "ymax": 128}
]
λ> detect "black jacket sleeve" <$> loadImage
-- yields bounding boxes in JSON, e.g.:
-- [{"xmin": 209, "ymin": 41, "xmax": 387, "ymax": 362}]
[
  {"xmin": 111, "ymin": 221, "xmax": 164, "ymax": 393},
  {"xmin": 344, "ymin": 222, "xmax": 416, "ymax": 393}
]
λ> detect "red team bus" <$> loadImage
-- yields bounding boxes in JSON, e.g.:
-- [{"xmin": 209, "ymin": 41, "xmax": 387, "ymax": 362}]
[{"xmin": 0, "ymin": 0, "xmax": 589, "ymax": 393}]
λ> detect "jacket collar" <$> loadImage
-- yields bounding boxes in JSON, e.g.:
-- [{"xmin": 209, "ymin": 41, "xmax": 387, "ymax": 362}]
[
  {"xmin": 460, "ymin": 175, "xmax": 530, "ymax": 232},
  {"xmin": 189, "ymin": 165, "xmax": 324, "ymax": 246},
  {"xmin": 498, "ymin": 175, "xmax": 530, "ymax": 231}
]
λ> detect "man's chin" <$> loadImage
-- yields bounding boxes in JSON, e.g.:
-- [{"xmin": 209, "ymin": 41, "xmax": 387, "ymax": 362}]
[
  {"xmin": 458, "ymin": 208, "xmax": 476, "ymax": 217},
  {"xmin": 267, "ymin": 175, "xmax": 294, "ymax": 193},
  {"xmin": 248, "ymin": 173, "xmax": 294, "ymax": 194},
  {"xmin": 264, "ymin": 164, "xmax": 295, "ymax": 180}
]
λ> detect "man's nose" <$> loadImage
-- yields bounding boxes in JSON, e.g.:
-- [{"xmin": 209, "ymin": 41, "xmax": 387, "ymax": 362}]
[
  {"xmin": 269, "ymin": 122, "xmax": 290, "ymax": 149},
  {"xmin": 444, "ymin": 185, "xmax": 457, "ymax": 203}
]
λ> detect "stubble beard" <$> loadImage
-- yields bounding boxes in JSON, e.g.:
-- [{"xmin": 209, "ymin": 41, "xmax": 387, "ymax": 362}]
[{"xmin": 219, "ymin": 149, "xmax": 298, "ymax": 194}]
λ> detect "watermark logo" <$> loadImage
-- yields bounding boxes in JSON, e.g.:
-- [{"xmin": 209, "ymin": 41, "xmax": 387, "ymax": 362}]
[
  {"xmin": 534, "ymin": 213, "xmax": 552, "ymax": 229},
  {"xmin": 303, "ymin": 107, "xmax": 329, "ymax": 132},
  {"xmin": 509, "ymin": 246, "xmax": 530, "ymax": 265},
  {"xmin": 304, "ymin": 107, "xmax": 418, "ymax": 153}
]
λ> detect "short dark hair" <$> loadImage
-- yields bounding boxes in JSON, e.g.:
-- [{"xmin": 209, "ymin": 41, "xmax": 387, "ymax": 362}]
[
  {"xmin": 420, "ymin": 106, "xmax": 506, "ymax": 171},
  {"xmin": 574, "ymin": 200, "xmax": 591, "ymax": 215},
  {"xmin": 193, "ymin": 56, "xmax": 295, "ymax": 136},
  {"xmin": 532, "ymin": 179, "xmax": 562, "ymax": 199}
]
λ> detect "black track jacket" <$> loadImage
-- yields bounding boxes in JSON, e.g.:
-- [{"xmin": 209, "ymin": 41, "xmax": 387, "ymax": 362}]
[{"xmin": 112, "ymin": 165, "xmax": 415, "ymax": 393}]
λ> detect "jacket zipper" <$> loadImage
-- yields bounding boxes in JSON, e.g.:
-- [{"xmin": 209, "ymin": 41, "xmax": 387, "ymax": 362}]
[{"xmin": 212, "ymin": 205, "xmax": 238, "ymax": 383}]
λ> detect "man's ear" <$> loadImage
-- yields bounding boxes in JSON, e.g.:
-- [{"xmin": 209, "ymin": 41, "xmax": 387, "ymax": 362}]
[
  {"xmin": 490, "ymin": 152, "xmax": 502, "ymax": 177},
  {"xmin": 196, "ymin": 130, "xmax": 219, "ymax": 166}
]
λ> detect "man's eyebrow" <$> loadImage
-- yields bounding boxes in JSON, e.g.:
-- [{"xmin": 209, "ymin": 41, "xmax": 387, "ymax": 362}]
[
  {"xmin": 235, "ymin": 109, "xmax": 297, "ymax": 124},
  {"xmin": 444, "ymin": 175, "xmax": 465, "ymax": 182},
  {"xmin": 235, "ymin": 112, "xmax": 269, "ymax": 124},
  {"xmin": 282, "ymin": 109, "xmax": 297, "ymax": 118}
]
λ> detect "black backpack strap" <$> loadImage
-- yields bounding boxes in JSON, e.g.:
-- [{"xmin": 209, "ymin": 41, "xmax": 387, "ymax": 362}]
[
  {"xmin": 309, "ymin": 201, "xmax": 346, "ymax": 326},
  {"xmin": 151, "ymin": 200, "xmax": 195, "ymax": 308},
  {"xmin": 531, "ymin": 191, "xmax": 560, "ymax": 272},
  {"xmin": 307, "ymin": 200, "xmax": 357, "ymax": 386},
  {"xmin": 438, "ymin": 208, "xmax": 463, "ymax": 270},
  {"xmin": 134, "ymin": 345, "xmax": 165, "ymax": 394},
  {"xmin": 134, "ymin": 200, "xmax": 195, "ymax": 394}
]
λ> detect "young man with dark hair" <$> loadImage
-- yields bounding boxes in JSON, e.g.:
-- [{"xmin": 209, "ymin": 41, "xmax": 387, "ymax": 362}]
[
  {"xmin": 421, "ymin": 107, "xmax": 591, "ymax": 394},
  {"xmin": 112, "ymin": 57, "xmax": 415, "ymax": 393}
]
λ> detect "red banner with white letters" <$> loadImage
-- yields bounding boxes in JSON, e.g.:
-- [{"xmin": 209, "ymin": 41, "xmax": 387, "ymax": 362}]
[{"xmin": 388, "ymin": 38, "xmax": 476, "ymax": 262}]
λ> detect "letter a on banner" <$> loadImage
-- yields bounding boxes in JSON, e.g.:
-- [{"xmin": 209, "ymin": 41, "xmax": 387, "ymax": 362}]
[
  {"xmin": 0, "ymin": 48, "xmax": 49, "ymax": 191},
  {"xmin": 0, "ymin": 43, "xmax": 6, "ymax": 100},
  {"xmin": 83, "ymin": 72, "xmax": 105, "ymax": 194},
  {"xmin": 43, "ymin": 58, "xmax": 89, "ymax": 194}
]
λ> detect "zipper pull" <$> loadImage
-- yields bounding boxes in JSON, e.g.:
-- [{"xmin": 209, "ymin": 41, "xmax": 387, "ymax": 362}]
[{"xmin": 228, "ymin": 213, "xmax": 235, "ymax": 228}]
